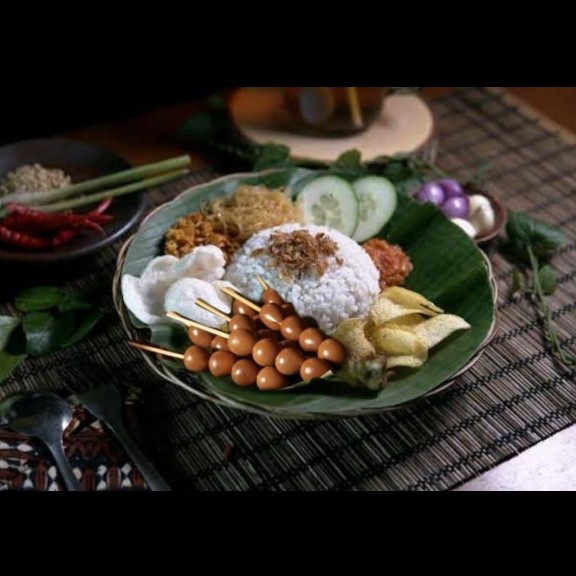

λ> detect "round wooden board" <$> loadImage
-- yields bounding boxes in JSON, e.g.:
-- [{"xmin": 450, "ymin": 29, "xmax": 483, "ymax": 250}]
[{"xmin": 230, "ymin": 88, "xmax": 435, "ymax": 163}]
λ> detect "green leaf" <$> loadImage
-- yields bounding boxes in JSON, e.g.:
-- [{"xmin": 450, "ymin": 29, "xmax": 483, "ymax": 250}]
[
  {"xmin": 22, "ymin": 311, "xmax": 75, "ymax": 356},
  {"xmin": 510, "ymin": 268, "xmax": 522, "ymax": 298},
  {"xmin": 378, "ymin": 159, "xmax": 411, "ymax": 180},
  {"xmin": 150, "ymin": 322, "xmax": 190, "ymax": 351},
  {"xmin": 394, "ymin": 175, "xmax": 427, "ymax": 196},
  {"xmin": 253, "ymin": 143, "xmax": 293, "ymax": 171},
  {"xmin": 331, "ymin": 149, "xmax": 366, "ymax": 175},
  {"xmin": 538, "ymin": 265, "xmax": 558, "ymax": 296},
  {"xmin": 506, "ymin": 211, "xmax": 565, "ymax": 260},
  {"xmin": 15, "ymin": 286, "xmax": 65, "ymax": 312},
  {"xmin": 58, "ymin": 291, "xmax": 93, "ymax": 312},
  {"xmin": 0, "ymin": 316, "xmax": 20, "ymax": 350},
  {"xmin": 471, "ymin": 161, "xmax": 492, "ymax": 187},
  {"xmin": 5, "ymin": 323, "xmax": 27, "ymax": 355},
  {"xmin": 205, "ymin": 95, "xmax": 227, "ymax": 111},
  {"xmin": 178, "ymin": 111, "xmax": 217, "ymax": 143},
  {"xmin": 0, "ymin": 349, "xmax": 27, "ymax": 384},
  {"xmin": 179, "ymin": 106, "xmax": 259, "ymax": 172},
  {"xmin": 369, "ymin": 159, "xmax": 426, "ymax": 195},
  {"xmin": 63, "ymin": 310, "xmax": 104, "ymax": 347}
]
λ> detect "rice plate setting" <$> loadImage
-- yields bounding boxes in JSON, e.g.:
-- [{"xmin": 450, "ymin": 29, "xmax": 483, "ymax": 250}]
[{"xmin": 113, "ymin": 168, "xmax": 497, "ymax": 418}]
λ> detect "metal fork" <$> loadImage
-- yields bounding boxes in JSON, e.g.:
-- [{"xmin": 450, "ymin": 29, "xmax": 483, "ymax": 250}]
[{"xmin": 59, "ymin": 363, "xmax": 171, "ymax": 491}]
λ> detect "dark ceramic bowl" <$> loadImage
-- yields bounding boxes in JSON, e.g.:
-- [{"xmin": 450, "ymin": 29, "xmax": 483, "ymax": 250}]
[{"xmin": 0, "ymin": 138, "xmax": 147, "ymax": 265}]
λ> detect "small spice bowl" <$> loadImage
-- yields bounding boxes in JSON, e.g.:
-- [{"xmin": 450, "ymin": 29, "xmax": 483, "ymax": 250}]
[{"xmin": 0, "ymin": 138, "xmax": 147, "ymax": 266}]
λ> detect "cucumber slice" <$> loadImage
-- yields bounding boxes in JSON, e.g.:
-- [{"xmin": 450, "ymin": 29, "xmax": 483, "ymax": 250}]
[
  {"xmin": 297, "ymin": 175, "xmax": 358, "ymax": 236},
  {"xmin": 351, "ymin": 176, "xmax": 397, "ymax": 242}
]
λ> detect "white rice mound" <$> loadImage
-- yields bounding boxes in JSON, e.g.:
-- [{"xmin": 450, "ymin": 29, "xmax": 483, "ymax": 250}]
[{"xmin": 224, "ymin": 224, "xmax": 380, "ymax": 335}]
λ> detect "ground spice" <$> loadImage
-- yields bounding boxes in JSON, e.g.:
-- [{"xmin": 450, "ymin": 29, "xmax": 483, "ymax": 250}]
[
  {"xmin": 253, "ymin": 230, "xmax": 343, "ymax": 279},
  {"xmin": 0, "ymin": 163, "xmax": 71, "ymax": 196}
]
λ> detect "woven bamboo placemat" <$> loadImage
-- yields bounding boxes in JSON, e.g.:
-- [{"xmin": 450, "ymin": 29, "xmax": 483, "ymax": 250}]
[{"xmin": 2, "ymin": 86, "xmax": 575, "ymax": 491}]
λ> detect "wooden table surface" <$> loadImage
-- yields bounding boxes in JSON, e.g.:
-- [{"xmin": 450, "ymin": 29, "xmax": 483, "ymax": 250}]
[{"xmin": 64, "ymin": 87, "xmax": 576, "ymax": 491}]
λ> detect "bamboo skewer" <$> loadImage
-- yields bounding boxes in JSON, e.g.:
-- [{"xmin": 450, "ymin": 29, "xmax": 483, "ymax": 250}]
[
  {"xmin": 346, "ymin": 87, "xmax": 364, "ymax": 129},
  {"xmin": 220, "ymin": 287, "xmax": 261, "ymax": 312},
  {"xmin": 166, "ymin": 311, "xmax": 230, "ymax": 339},
  {"xmin": 257, "ymin": 276, "xmax": 269, "ymax": 290},
  {"xmin": 195, "ymin": 298, "xmax": 231, "ymax": 322},
  {"xmin": 129, "ymin": 340, "xmax": 185, "ymax": 360}
]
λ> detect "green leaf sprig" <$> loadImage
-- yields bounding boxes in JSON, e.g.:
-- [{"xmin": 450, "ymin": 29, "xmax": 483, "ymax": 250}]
[
  {"xmin": 251, "ymin": 144, "xmax": 443, "ymax": 195},
  {"xmin": 0, "ymin": 286, "xmax": 105, "ymax": 385},
  {"xmin": 501, "ymin": 211, "xmax": 574, "ymax": 368}
]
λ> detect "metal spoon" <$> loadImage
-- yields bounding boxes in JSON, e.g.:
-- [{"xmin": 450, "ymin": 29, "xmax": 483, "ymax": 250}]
[
  {"xmin": 58, "ymin": 362, "xmax": 172, "ymax": 491},
  {"xmin": 0, "ymin": 392, "xmax": 82, "ymax": 491}
]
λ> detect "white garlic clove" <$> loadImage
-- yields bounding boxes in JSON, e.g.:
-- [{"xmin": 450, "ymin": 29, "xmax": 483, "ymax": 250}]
[
  {"xmin": 451, "ymin": 218, "xmax": 477, "ymax": 238},
  {"xmin": 468, "ymin": 194, "xmax": 496, "ymax": 235}
]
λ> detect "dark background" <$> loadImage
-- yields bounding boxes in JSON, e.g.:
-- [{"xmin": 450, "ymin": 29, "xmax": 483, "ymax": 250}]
[{"xmin": 0, "ymin": 84, "xmax": 229, "ymax": 146}]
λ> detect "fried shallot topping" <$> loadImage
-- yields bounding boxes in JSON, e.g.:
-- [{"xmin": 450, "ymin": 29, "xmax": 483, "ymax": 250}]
[{"xmin": 253, "ymin": 230, "xmax": 343, "ymax": 279}]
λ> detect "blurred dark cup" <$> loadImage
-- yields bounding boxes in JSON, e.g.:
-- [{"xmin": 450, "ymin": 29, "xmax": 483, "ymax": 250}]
[{"xmin": 283, "ymin": 87, "xmax": 420, "ymax": 136}]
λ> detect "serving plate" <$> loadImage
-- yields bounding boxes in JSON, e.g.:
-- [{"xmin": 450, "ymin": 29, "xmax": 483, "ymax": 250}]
[
  {"xmin": 113, "ymin": 168, "xmax": 497, "ymax": 419},
  {"xmin": 0, "ymin": 138, "xmax": 147, "ymax": 264}
]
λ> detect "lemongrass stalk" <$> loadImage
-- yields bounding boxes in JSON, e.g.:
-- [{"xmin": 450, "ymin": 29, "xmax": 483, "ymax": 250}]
[
  {"xmin": 33, "ymin": 169, "xmax": 188, "ymax": 213},
  {"xmin": 0, "ymin": 155, "xmax": 191, "ymax": 207}
]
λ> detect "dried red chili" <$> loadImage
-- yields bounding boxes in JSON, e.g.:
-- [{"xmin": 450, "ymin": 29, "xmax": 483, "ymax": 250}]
[
  {"xmin": 0, "ymin": 201, "xmax": 114, "ymax": 251},
  {"xmin": 92, "ymin": 197, "xmax": 113, "ymax": 214},
  {"xmin": 52, "ymin": 229, "xmax": 78, "ymax": 248},
  {"xmin": 0, "ymin": 224, "xmax": 51, "ymax": 250},
  {"xmin": 2, "ymin": 204, "xmax": 111, "ymax": 234}
]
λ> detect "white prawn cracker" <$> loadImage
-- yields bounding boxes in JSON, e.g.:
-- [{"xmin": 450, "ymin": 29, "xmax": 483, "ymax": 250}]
[
  {"xmin": 122, "ymin": 275, "xmax": 167, "ymax": 326},
  {"xmin": 122, "ymin": 255, "xmax": 180, "ymax": 325},
  {"xmin": 141, "ymin": 255, "xmax": 180, "ymax": 285},
  {"xmin": 164, "ymin": 278, "xmax": 235, "ymax": 329},
  {"xmin": 173, "ymin": 245, "xmax": 226, "ymax": 282},
  {"xmin": 122, "ymin": 245, "xmax": 229, "ymax": 327}
]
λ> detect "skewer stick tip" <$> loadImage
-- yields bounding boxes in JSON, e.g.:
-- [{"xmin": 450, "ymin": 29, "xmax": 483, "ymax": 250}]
[
  {"xmin": 166, "ymin": 311, "xmax": 193, "ymax": 327},
  {"xmin": 128, "ymin": 340, "xmax": 185, "ymax": 360},
  {"xmin": 195, "ymin": 298, "xmax": 231, "ymax": 321},
  {"xmin": 221, "ymin": 287, "xmax": 262, "ymax": 312},
  {"xmin": 166, "ymin": 311, "xmax": 229, "ymax": 339}
]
